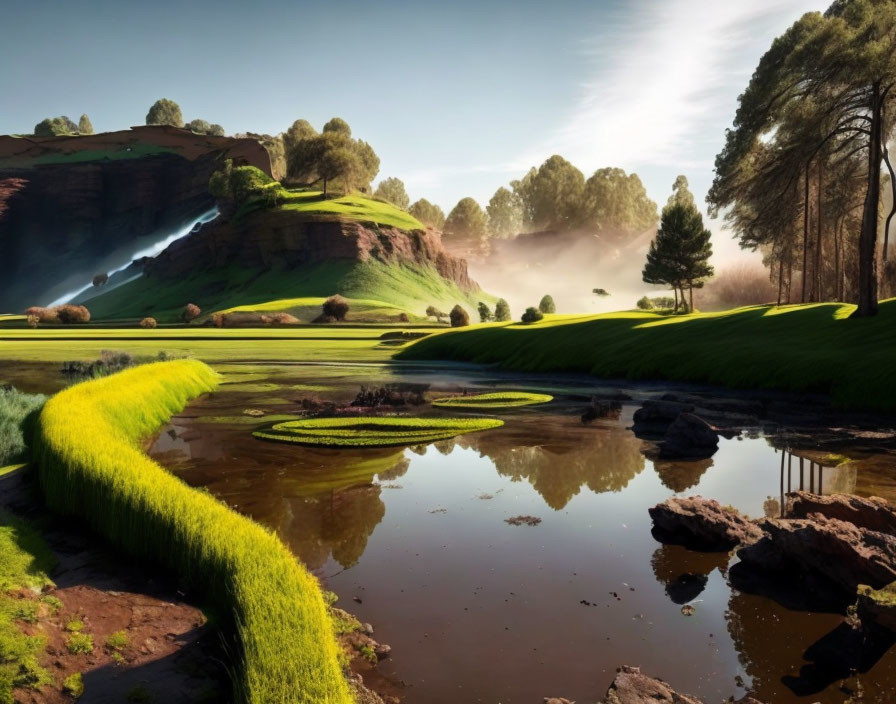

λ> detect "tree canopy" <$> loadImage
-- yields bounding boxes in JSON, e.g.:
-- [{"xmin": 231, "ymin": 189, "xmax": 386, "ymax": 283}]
[
  {"xmin": 145, "ymin": 98, "xmax": 184, "ymax": 128},
  {"xmin": 512, "ymin": 155, "xmax": 585, "ymax": 231},
  {"xmin": 409, "ymin": 199, "xmax": 446, "ymax": 229},
  {"xmin": 187, "ymin": 119, "xmax": 225, "ymax": 136},
  {"xmin": 78, "ymin": 114, "xmax": 93, "ymax": 135},
  {"xmin": 581, "ymin": 168, "xmax": 658, "ymax": 240},
  {"xmin": 486, "ymin": 187, "xmax": 523, "ymax": 238},
  {"xmin": 34, "ymin": 116, "xmax": 79, "ymax": 136},
  {"xmin": 374, "ymin": 177, "xmax": 410, "ymax": 210},
  {"xmin": 285, "ymin": 117, "xmax": 379, "ymax": 194},
  {"xmin": 444, "ymin": 197, "xmax": 488, "ymax": 241}
]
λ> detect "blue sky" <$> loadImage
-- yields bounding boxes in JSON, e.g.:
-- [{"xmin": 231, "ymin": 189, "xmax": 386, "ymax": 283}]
[{"xmin": 1, "ymin": 0, "xmax": 824, "ymax": 261}]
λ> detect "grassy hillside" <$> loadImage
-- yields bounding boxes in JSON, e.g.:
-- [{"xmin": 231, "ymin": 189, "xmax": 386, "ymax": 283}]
[
  {"xmin": 84, "ymin": 259, "xmax": 486, "ymax": 322},
  {"xmin": 396, "ymin": 301, "xmax": 896, "ymax": 413},
  {"xmin": 276, "ymin": 190, "xmax": 424, "ymax": 230}
]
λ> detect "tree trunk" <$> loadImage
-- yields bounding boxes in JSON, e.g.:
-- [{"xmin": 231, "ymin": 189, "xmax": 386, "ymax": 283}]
[
  {"xmin": 787, "ymin": 251, "xmax": 793, "ymax": 303},
  {"xmin": 816, "ymin": 158, "xmax": 823, "ymax": 301},
  {"xmin": 834, "ymin": 217, "xmax": 841, "ymax": 302},
  {"xmin": 884, "ymin": 147, "xmax": 896, "ymax": 262},
  {"xmin": 689, "ymin": 285, "xmax": 694, "ymax": 313},
  {"xmin": 323, "ymin": 177, "xmax": 328, "ymax": 196},
  {"xmin": 855, "ymin": 82, "xmax": 883, "ymax": 317},
  {"xmin": 802, "ymin": 161, "xmax": 810, "ymax": 304},
  {"xmin": 673, "ymin": 287, "xmax": 678, "ymax": 312},
  {"xmin": 777, "ymin": 249, "xmax": 784, "ymax": 306}
]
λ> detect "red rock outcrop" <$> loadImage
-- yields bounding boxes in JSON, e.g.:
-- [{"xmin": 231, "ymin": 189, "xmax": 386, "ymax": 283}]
[
  {"xmin": 648, "ymin": 496, "xmax": 763, "ymax": 550},
  {"xmin": 598, "ymin": 665, "xmax": 764, "ymax": 704},
  {"xmin": 786, "ymin": 491, "xmax": 896, "ymax": 534}
]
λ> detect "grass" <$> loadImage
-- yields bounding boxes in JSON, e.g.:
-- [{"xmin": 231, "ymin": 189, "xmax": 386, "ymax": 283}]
[
  {"xmin": 0, "ymin": 509, "xmax": 56, "ymax": 703},
  {"xmin": 62, "ymin": 672, "xmax": 84, "ymax": 698},
  {"xmin": 274, "ymin": 190, "xmax": 425, "ymax": 231},
  {"xmin": 432, "ymin": 391, "xmax": 553, "ymax": 409},
  {"xmin": 81, "ymin": 258, "xmax": 484, "ymax": 322},
  {"xmin": 32, "ymin": 360, "xmax": 352, "ymax": 703},
  {"xmin": 397, "ymin": 301, "xmax": 896, "ymax": 413},
  {"xmin": 215, "ymin": 295, "xmax": 420, "ymax": 323},
  {"xmin": 253, "ymin": 416, "xmax": 504, "ymax": 448},
  {"xmin": 0, "ymin": 388, "xmax": 47, "ymax": 466},
  {"xmin": 65, "ymin": 633, "xmax": 93, "ymax": 655}
]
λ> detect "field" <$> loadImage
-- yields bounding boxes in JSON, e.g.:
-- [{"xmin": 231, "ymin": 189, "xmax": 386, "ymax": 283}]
[
  {"xmin": 275, "ymin": 190, "xmax": 425, "ymax": 231},
  {"xmin": 32, "ymin": 360, "xmax": 351, "ymax": 703},
  {"xmin": 397, "ymin": 301, "xmax": 896, "ymax": 413}
]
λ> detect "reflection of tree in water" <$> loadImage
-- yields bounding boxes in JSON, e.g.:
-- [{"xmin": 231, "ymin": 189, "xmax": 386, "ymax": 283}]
[
  {"xmin": 460, "ymin": 421, "xmax": 645, "ymax": 510},
  {"xmin": 650, "ymin": 543, "xmax": 729, "ymax": 605},
  {"xmin": 652, "ymin": 458, "xmax": 713, "ymax": 493}
]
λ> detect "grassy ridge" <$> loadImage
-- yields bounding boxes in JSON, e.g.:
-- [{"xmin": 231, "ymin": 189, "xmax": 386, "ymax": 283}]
[
  {"xmin": 276, "ymin": 190, "xmax": 425, "ymax": 231},
  {"xmin": 396, "ymin": 302, "xmax": 896, "ymax": 413},
  {"xmin": 31, "ymin": 360, "xmax": 351, "ymax": 703}
]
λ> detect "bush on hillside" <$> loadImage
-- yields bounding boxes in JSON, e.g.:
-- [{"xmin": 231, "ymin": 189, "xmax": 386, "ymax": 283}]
[
  {"xmin": 425, "ymin": 305, "xmax": 447, "ymax": 322},
  {"xmin": 182, "ymin": 303, "xmax": 201, "ymax": 323},
  {"xmin": 0, "ymin": 386, "xmax": 47, "ymax": 465},
  {"xmin": 25, "ymin": 307, "xmax": 58, "ymax": 324},
  {"xmin": 55, "ymin": 305, "xmax": 90, "ymax": 324},
  {"xmin": 538, "ymin": 295, "xmax": 556, "ymax": 314},
  {"xmin": 477, "ymin": 302, "xmax": 493, "ymax": 323},
  {"xmin": 26, "ymin": 315, "xmax": 39, "ymax": 329},
  {"xmin": 494, "ymin": 298, "xmax": 511, "ymax": 322},
  {"xmin": 398, "ymin": 312, "xmax": 410, "ymax": 323},
  {"xmin": 139, "ymin": 317, "xmax": 158, "ymax": 329},
  {"xmin": 450, "ymin": 305, "xmax": 470, "ymax": 328},
  {"xmin": 521, "ymin": 307, "xmax": 544, "ymax": 324},
  {"xmin": 92, "ymin": 273, "xmax": 108, "ymax": 287},
  {"xmin": 323, "ymin": 295, "xmax": 349, "ymax": 321}
]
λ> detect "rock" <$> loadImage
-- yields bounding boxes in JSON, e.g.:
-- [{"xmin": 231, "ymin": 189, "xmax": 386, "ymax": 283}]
[
  {"xmin": 649, "ymin": 497, "xmax": 763, "ymax": 550},
  {"xmin": 632, "ymin": 400, "xmax": 695, "ymax": 430},
  {"xmin": 600, "ymin": 666, "xmax": 766, "ymax": 703},
  {"xmin": 856, "ymin": 582, "xmax": 896, "ymax": 631},
  {"xmin": 544, "ymin": 699, "xmax": 574, "ymax": 704},
  {"xmin": 787, "ymin": 491, "xmax": 896, "ymax": 534},
  {"xmin": 659, "ymin": 413, "xmax": 719, "ymax": 460},
  {"xmin": 361, "ymin": 622, "xmax": 374, "ymax": 636},
  {"xmin": 737, "ymin": 515, "xmax": 896, "ymax": 597},
  {"xmin": 581, "ymin": 397, "xmax": 622, "ymax": 423},
  {"xmin": 373, "ymin": 643, "xmax": 391, "ymax": 660}
]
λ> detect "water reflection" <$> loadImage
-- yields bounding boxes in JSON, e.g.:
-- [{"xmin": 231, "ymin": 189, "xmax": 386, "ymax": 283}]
[
  {"xmin": 652, "ymin": 457, "xmax": 713, "ymax": 493},
  {"xmin": 650, "ymin": 543, "xmax": 728, "ymax": 604}
]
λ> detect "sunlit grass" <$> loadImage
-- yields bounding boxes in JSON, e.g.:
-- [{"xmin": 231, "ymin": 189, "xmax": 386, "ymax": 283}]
[
  {"xmin": 432, "ymin": 391, "xmax": 553, "ymax": 409},
  {"xmin": 276, "ymin": 190, "xmax": 425, "ymax": 231},
  {"xmin": 397, "ymin": 301, "xmax": 896, "ymax": 413},
  {"xmin": 32, "ymin": 360, "xmax": 351, "ymax": 703}
]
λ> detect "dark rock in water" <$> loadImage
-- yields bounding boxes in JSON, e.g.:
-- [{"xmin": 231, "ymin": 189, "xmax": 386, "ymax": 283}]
[
  {"xmin": 787, "ymin": 491, "xmax": 896, "ymax": 535},
  {"xmin": 664, "ymin": 573, "xmax": 708, "ymax": 604},
  {"xmin": 598, "ymin": 665, "xmax": 765, "ymax": 703},
  {"xmin": 659, "ymin": 413, "xmax": 719, "ymax": 460},
  {"xmin": 581, "ymin": 396, "xmax": 623, "ymax": 423},
  {"xmin": 737, "ymin": 515, "xmax": 896, "ymax": 596},
  {"xmin": 649, "ymin": 496, "xmax": 762, "ymax": 551},
  {"xmin": 856, "ymin": 582, "xmax": 896, "ymax": 632},
  {"xmin": 632, "ymin": 400, "xmax": 695, "ymax": 431}
]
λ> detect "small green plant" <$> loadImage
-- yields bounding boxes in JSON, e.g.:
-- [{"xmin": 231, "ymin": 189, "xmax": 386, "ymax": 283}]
[
  {"xmin": 112, "ymin": 651, "xmax": 126, "ymax": 665},
  {"xmin": 358, "ymin": 644, "xmax": 377, "ymax": 664},
  {"xmin": 64, "ymin": 618, "xmax": 84, "ymax": 633},
  {"xmin": 105, "ymin": 630, "xmax": 128, "ymax": 651},
  {"xmin": 63, "ymin": 672, "xmax": 84, "ymax": 698},
  {"xmin": 10, "ymin": 602, "xmax": 38, "ymax": 624},
  {"xmin": 65, "ymin": 633, "xmax": 93, "ymax": 655},
  {"xmin": 39, "ymin": 595, "xmax": 63, "ymax": 613}
]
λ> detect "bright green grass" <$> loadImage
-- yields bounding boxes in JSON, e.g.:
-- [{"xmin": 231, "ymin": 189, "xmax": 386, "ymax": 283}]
[
  {"xmin": 32, "ymin": 360, "xmax": 351, "ymax": 703},
  {"xmin": 216, "ymin": 296, "xmax": 420, "ymax": 323},
  {"xmin": 26, "ymin": 143, "xmax": 176, "ymax": 166},
  {"xmin": 82, "ymin": 259, "xmax": 483, "ymax": 322},
  {"xmin": 0, "ymin": 509, "xmax": 56, "ymax": 703},
  {"xmin": 275, "ymin": 190, "xmax": 425, "ymax": 231},
  {"xmin": 432, "ymin": 391, "xmax": 553, "ymax": 409},
  {"xmin": 253, "ymin": 416, "xmax": 504, "ymax": 448},
  {"xmin": 397, "ymin": 301, "xmax": 896, "ymax": 413}
]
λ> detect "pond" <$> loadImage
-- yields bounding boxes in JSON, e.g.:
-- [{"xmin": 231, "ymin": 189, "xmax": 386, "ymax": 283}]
[{"xmin": 149, "ymin": 361, "xmax": 896, "ymax": 704}]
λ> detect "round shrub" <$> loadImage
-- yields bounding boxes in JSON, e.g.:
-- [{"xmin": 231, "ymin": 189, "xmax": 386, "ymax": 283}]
[
  {"xmin": 538, "ymin": 295, "xmax": 556, "ymax": 314},
  {"xmin": 494, "ymin": 298, "xmax": 511, "ymax": 322},
  {"xmin": 139, "ymin": 317, "xmax": 158, "ymax": 329},
  {"xmin": 521, "ymin": 307, "xmax": 543, "ymax": 324},
  {"xmin": 92, "ymin": 273, "xmax": 108, "ymax": 287},
  {"xmin": 450, "ymin": 305, "xmax": 470, "ymax": 328},
  {"xmin": 56, "ymin": 305, "xmax": 90, "ymax": 324},
  {"xmin": 182, "ymin": 303, "xmax": 201, "ymax": 323},
  {"xmin": 26, "ymin": 315, "xmax": 39, "ymax": 329},
  {"xmin": 322, "ymin": 295, "xmax": 349, "ymax": 321}
]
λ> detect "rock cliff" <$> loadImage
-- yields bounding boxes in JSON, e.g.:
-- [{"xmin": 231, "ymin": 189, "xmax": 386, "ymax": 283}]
[{"xmin": 0, "ymin": 126, "xmax": 271, "ymax": 311}]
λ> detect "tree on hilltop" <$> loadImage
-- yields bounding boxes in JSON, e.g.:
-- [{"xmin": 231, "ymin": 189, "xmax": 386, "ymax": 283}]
[
  {"xmin": 409, "ymin": 199, "xmax": 446, "ymax": 229},
  {"xmin": 375, "ymin": 177, "xmax": 410, "ymax": 210},
  {"xmin": 78, "ymin": 114, "xmax": 94, "ymax": 135},
  {"xmin": 146, "ymin": 99, "xmax": 184, "ymax": 128}
]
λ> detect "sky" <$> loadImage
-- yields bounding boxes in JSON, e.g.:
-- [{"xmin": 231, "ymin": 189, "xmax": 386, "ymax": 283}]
[{"xmin": 0, "ymin": 0, "xmax": 826, "ymax": 264}]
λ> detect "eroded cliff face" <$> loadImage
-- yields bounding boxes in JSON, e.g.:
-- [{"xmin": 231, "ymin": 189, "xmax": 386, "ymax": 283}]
[
  {"xmin": 145, "ymin": 207, "xmax": 477, "ymax": 292},
  {"xmin": 0, "ymin": 126, "xmax": 271, "ymax": 311}
]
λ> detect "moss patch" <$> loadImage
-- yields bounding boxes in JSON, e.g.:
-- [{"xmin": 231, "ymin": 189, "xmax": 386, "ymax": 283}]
[{"xmin": 432, "ymin": 391, "xmax": 553, "ymax": 409}]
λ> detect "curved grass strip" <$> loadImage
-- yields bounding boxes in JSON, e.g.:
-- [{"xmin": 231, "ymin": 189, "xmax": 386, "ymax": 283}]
[
  {"xmin": 32, "ymin": 360, "xmax": 351, "ymax": 704},
  {"xmin": 254, "ymin": 416, "xmax": 504, "ymax": 448},
  {"xmin": 432, "ymin": 391, "xmax": 553, "ymax": 409}
]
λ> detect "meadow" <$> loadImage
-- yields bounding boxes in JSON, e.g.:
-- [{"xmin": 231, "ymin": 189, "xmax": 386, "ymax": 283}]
[
  {"xmin": 397, "ymin": 301, "xmax": 896, "ymax": 413},
  {"xmin": 275, "ymin": 190, "xmax": 425, "ymax": 231},
  {"xmin": 32, "ymin": 360, "xmax": 352, "ymax": 703}
]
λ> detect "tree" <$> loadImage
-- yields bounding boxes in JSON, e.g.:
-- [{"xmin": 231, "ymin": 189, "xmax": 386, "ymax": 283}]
[
  {"xmin": 449, "ymin": 305, "xmax": 470, "ymax": 327},
  {"xmin": 409, "ymin": 199, "xmax": 446, "ymax": 229},
  {"xmin": 477, "ymin": 302, "xmax": 493, "ymax": 322},
  {"xmin": 425, "ymin": 305, "xmax": 447, "ymax": 322},
  {"xmin": 512, "ymin": 155, "xmax": 585, "ymax": 230},
  {"xmin": 285, "ymin": 119, "xmax": 379, "ymax": 193},
  {"xmin": 374, "ymin": 177, "xmax": 410, "ymax": 209},
  {"xmin": 444, "ymin": 198, "xmax": 487, "ymax": 241},
  {"xmin": 78, "ymin": 114, "xmax": 93, "ymax": 135},
  {"xmin": 323, "ymin": 295, "xmax": 349, "ymax": 321},
  {"xmin": 34, "ymin": 116, "xmax": 78, "ymax": 136},
  {"xmin": 538, "ymin": 295, "xmax": 556, "ymax": 314},
  {"xmin": 581, "ymin": 168, "xmax": 658, "ymax": 240},
  {"xmin": 92, "ymin": 273, "xmax": 108, "ymax": 287},
  {"xmin": 322, "ymin": 117, "xmax": 351, "ymax": 137},
  {"xmin": 494, "ymin": 298, "xmax": 511, "ymax": 322},
  {"xmin": 318, "ymin": 144, "xmax": 361, "ymax": 196},
  {"xmin": 182, "ymin": 303, "xmax": 201, "ymax": 323},
  {"xmin": 486, "ymin": 187, "xmax": 523, "ymax": 238},
  {"xmin": 145, "ymin": 99, "xmax": 184, "ymax": 128},
  {"xmin": 521, "ymin": 307, "xmax": 543, "ymax": 324},
  {"xmin": 593, "ymin": 288, "xmax": 610, "ymax": 297},
  {"xmin": 186, "ymin": 119, "xmax": 224, "ymax": 136},
  {"xmin": 643, "ymin": 178, "xmax": 714, "ymax": 312},
  {"xmin": 283, "ymin": 119, "xmax": 317, "ymax": 155}
]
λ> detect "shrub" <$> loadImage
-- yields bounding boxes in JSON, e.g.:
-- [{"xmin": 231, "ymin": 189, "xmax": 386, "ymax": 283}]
[
  {"xmin": 267, "ymin": 312, "xmax": 299, "ymax": 326},
  {"xmin": 538, "ymin": 295, "xmax": 556, "ymax": 314},
  {"xmin": 24, "ymin": 306, "xmax": 58, "ymax": 324},
  {"xmin": 92, "ymin": 273, "xmax": 108, "ymax": 287},
  {"xmin": 182, "ymin": 303, "xmax": 201, "ymax": 323},
  {"xmin": 139, "ymin": 317, "xmax": 158, "ymax": 329},
  {"xmin": 66, "ymin": 633, "xmax": 94, "ymax": 654},
  {"xmin": 0, "ymin": 386, "xmax": 46, "ymax": 466},
  {"xmin": 56, "ymin": 305, "xmax": 90, "ymax": 324},
  {"xmin": 477, "ymin": 302, "xmax": 492, "ymax": 323},
  {"xmin": 425, "ymin": 305, "xmax": 447, "ymax": 322},
  {"xmin": 449, "ymin": 305, "xmax": 470, "ymax": 328},
  {"xmin": 397, "ymin": 312, "xmax": 410, "ymax": 323},
  {"xmin": 521, "ymin": 307, "xmax": 543, "ymax": 324},
  {"xmin": 32, "ymin": 361, "xmax": 351, "ymax": 703},
  {"xmin": 636, "ymin": 296, "xmax": 653, "ymax": 310},
  {"xmin": 26, "ymin": 315, "xmax": 39, "ymax": 329},
  {"xmin": 494, "ymin": 299, "xmax": 511, "ymax": 322},
  {"xmin": 322, "ymin": 295, "xmax": 349, "ymax": 321},
  {"xmin": 63, "ymin": 672, "xmax": 84, "ymax": 698}
]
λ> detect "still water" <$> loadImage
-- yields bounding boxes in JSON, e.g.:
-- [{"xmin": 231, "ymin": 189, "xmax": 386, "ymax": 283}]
[{"xmin": 150, "ymin": 362, "xmax": 896, "ymax": 703}]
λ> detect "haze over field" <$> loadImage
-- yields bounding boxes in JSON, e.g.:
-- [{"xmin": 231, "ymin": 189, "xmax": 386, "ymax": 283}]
[{"xmin": 0, "ymin": 0, "xmax": 823, "ymax": 269}]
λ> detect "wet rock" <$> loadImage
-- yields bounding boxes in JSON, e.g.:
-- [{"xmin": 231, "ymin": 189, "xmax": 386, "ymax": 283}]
[
  {"xmin": 649, "ymin": 497, "xmax": 763, "ymax": 550},
  {"xmin": 581, "ymin": 397, "xmax": 622, "ymax": 423},
  {"xmin": 856, "ymin": 582, "xmax": 896, "ymax": 632},
  {"xmin": 600, "ymin": 666, "xmax": 766, "ymax": 703},
  {"xmin": 787, "ymin": 491, "xmax": 896, "ymax": 534},
  {"xmin": 659, "ymin": 413, "xmax": 719, "ymax": 460},
  {"xmin": 737, "ymin": 515, "xmax": 896, "ymax": 597},
  {"xmin": 373, "ymin": 643, "xmax": 391, "ymax": 660},
  {"xmin": 632, "ymin": 400, "xmax": 695, "ymax": 432}
]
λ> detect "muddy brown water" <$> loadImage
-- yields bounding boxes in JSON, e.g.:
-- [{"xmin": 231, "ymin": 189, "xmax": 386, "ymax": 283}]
[{"xmin": 144, "ymin": 361, "xmax": 896, "ymax": 704}]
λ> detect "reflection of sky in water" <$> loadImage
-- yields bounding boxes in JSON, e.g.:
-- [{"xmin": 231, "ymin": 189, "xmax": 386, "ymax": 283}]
[{"xmin": 151, "ymin": 373, "xmax": 896, "ymax": 704}]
